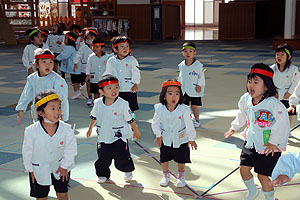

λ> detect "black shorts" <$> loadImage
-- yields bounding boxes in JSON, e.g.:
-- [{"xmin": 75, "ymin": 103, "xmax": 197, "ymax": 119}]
[
  {"xmin": 183, "ymin": 94, "xmax": 202, "ymax": 106},
  {"xmin": 160, "ymin": 142, "xmax": 191, "ymax": 164},
  {"xmin": 90, "ymin": 82, "xmax": 99, "ymax": 94},
  {"xmin": 119, "ymin": 92, "xmax": 139, "ymax": 111},
  {"xmin": 281, "ymin": 100, "xmax": 296, "ymax": 116},
  {"xmin": 70, "ymin": 74, "xmax": 82, "ymax": 83},
  {"xmin": 240, "ymin": 142, "xmax": 281, "ymax": 176},
  {"xmin": 80, "ymin": 72, "xmax": 86, "ymax": 83},
  {"xmin": 29, "ymin": 172, "xmax": 70, "ymax": 198}
]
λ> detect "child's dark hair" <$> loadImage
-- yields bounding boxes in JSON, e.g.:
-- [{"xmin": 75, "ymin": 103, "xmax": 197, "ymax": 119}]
[
  {"xmin": 26, "ymin": 28, "xmax": 41, "ymax": 44},
  {"xmin": 86, "ymin": 28, "xmax": 98, "ymax": 38},
  {"xmin": 247, "ymin": 63, "xmax": 277, "ymax": 102},
  {"xmin": 98, "ymin": 74, "xmax": 119, "ymax": 90},
  {"xmin": 40, "ymin": 29, "xmax": 49, "ymax": 38},
  {"xmin": 65, "ymin": 32, "xmax": 78, "ymax": 48},
  {"xmin": 55, "ymin": 22, "xmax": 66, "ymax": 35},
  {"xmin": 182, "ymin": 41, "xmax": 196, "ymax": 51},
  {"xmin": 159, "ymin": 78, "xmax": 184, "ymax": 105},
  {"xmin": 35, "ymin": 89, "xmax": 60, "ymax": 121},
  {"xmin": 70, "ymin": 24, "xmax": 81, "ymax": 33},
  {"xmin": 93, "ymin": 37, "xmax": 106, "ymax": 55},
  {"xmin": 275, "ymin": 43, "xmax": 293, "ymax": 71},
  {"xmin": 113, "ymin": 36, "xmax": 133, "ymax": 50}
]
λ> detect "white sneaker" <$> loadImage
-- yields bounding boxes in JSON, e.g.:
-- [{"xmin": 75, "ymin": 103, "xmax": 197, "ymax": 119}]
[
  {"xmin": 193, "ymin": 120, "xmax": 201, "ymax": 128},
  {"xmin": 97, "ymin": 176, "xmax": 107, "ymax": 183},
  {"xmin": 160, "ymin": 176, "xmax": 170, "ymax": 187},
  {"xmin": 176, "ymin": 177, "xmax": 186, "ymax": 188},
  {"xmin": 124, "ymin": 172, "xmax": 133, "ymax": 181},
  {"xmin": 71, "ymin": 91, "xmax": 81, "ymax": 100},
  {"xmin": 244, "ymin": 187, "xmax": 260, "ymax": 200},
  {"xmin": 86, "ymin": 98, "xmax": 93, "ymax": 106}
]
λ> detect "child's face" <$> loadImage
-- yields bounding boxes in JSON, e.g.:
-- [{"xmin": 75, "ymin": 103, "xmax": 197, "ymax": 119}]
[
  {"xmin": 32, "ymin": 32, "xmax": 43, "ymax": 46},
  {"xmin": 275, "ymin": 51, "xmax": 291, "ymax": 66},
  {"xmin": 99, "ymin": 83, "xmax": 120, "ymax": 100},
  {"xmin": 165, "ymin": 86, "xmax": 180, "ymax": 108},
  {"xmin": 86, "ymin": 34, "xmax": 95, "ymax": 45},
  {"xmin": 116, "ymin": 43, "xmax": 130, "ymax": 59},
  {"xmin": 52, "ymin": 24, "xmax": 58, "ymax": 33},
  {"xmin": 182, "ymin": 48, "xmax": 196, "ymax": 60},
  {"xmin": 71, "ymin": 29, "xmax": 80, "ymax": 37},
  {"xmin": 92, "ymin": 45, "xmax": 105, "ymax": 56},
  {"xmin": 247, "ymin": 75, "xmax": 267, "ymax": 103},
  {"xmin": 35, "ymin": 58, "xmax": 54, "ymax": 76},
  {"xmin": 39, "ymin": 99, "xmax": 61, "ymax": 123}
]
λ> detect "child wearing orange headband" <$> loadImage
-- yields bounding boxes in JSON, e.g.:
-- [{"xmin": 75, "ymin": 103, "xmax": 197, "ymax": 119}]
[
  {"xmin": 86, "ymin": 74, "xmax": 141, "ymax": 183},
  {"xmin": 16, "ymin": 48, "xmax": 69, "ymax": 124},
  {"xmin": 22, "ymin": 89, "xmax": 77, "ymax": 200},
  {"xmin": 224, "ymin": 63, "xmax": 290, "ymax": 200},
  {"xmin": 152, "ymin": 78, "xmax": 197, "ymax": 188}
]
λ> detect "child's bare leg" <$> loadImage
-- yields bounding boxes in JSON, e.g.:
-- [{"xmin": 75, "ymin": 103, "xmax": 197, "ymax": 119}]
[
  {"xmin": 178, "ymin": 163, "xmax": 185, "ymax": 173},
  {"xmin": 56, "ymin": 192, "xmax": 68, "ymax": 200},
  {"xmin": 37, "ymin": 197, "xmax": 48, "ymax": 200},
  {"xmin": 289, "ymin": 115, "xmax": 293, "ymax": 128},
  {"xmin": 160, "ymin": 162, "xmax": 170, "ymax": 186},
  {"xmin": 191, "ymin": 105, "xmax": 199, "ymax": 121},
  {"xmin": 86, "ymin": 81, "xmax": 91, "ymax": 97},
  {"xmin": 241, "ymin": 166, "xmax": 259, "ymax": 198},
  {"xmin": 258, "ymin": 174, "xmax": 275, "ymax": 199},
  {"xmin": 240, "ymin": 165, "xmax": 253, "ymax": 180},
  {"xmin": 161, "ymin": 162, "xmax": 169, "ymax": 173},
  {"xmin": 73, "ymin": 83, "xmax": 80, "ymax": 92}
]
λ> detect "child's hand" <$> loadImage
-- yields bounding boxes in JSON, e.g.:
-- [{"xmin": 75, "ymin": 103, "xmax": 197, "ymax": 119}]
[
  {"xmin": 264, "ymin": 142, "xmax": 281, "ymax": 156},
  {"xmin": 86, "ymin": 129, "xmax": 92, "ymax": 138},
  {"xmin": 224, "ymin": 129, "xmax": 235, "ymax": 138},
  {"xmin": 28, "ymin": 67, "xmax": 34, "ymax": 75},
  {"xmin": 287, "ymin": 106, "xmax": 296, "ymax": 114},
  {"xmin": 270, "ymin": 175, "xmax": 291, "ymax": 186},
  {"xmin": 154, "ymin": 136, "xmax": 162, "ymax": 147},
  {"xmin": 130, "ymin": 84, "xmax": 138, "ymax": 93},
  {"xmin": 73, "ymin": 64, "xmax": 78, "ymax": 72},
  {"xmin": 133, "ymin": 129, "xmax": 141, "ymax": 140},
  {"xmin": 30, "ymin": 172, "xmax": 35, "ymax": 183},
  {"xmin": 195, "ymin": 85, "xmax": 201, "ymax": 93},
  {"xmin": 85, "ymin": 76, "xmax": 89, "ymax": 83},
  {"xmin": 188, "ymin": 141, "xmax": 198, "ymax": 150},
  {"xmin": 17, "ymin": 110, "xmax": 23, "ymax": 125},
  {"xmin": 56, "ymin": 167, "xmax": 69, "ymax": 182},
  {"xmin": 283, "ymin": 92, "xmax": 291, "ymax": 100}
]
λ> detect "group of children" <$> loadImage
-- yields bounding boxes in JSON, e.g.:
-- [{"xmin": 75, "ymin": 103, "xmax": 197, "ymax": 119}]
[{"xmin": 17, "ymin": 25, "xmax": 300, "ymax": 199}]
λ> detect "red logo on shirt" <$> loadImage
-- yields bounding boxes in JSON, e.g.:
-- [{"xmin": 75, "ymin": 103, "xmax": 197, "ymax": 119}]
[
  {"xmin": 104, "ymin": 61, "xmax": 106, "ymax": 63},
  {"xmin": 60, "ymin": 141, "xmax": 63, "ymax": 145},
  {"xmin": 114, "ymin": 112, "xmax": 117, "ymax": 115},
  {"xmin": 126, "ymin": 64, "xmax": 128, "ymax": 67},
  {"xmin": 179, "ymin": 116, "xmax": 181, "ymax": 119},
  {"xmin": 286, "ymin": 76, "xmax": 289, "ymax": 78},
  {"xmin": 60, "ymin": 85, "xmax": 63, "ymax": 87}
]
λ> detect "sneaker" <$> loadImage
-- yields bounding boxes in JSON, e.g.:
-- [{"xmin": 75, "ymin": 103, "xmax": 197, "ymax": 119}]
[
  {"xmin": 97, "ymin": 176, "xmax": 107, "ymax": 183},
  {"xmin": 193, "ymin": 120, "xmax": 201, "ymax": 128},
  {"xmin": 86, "ymin": 98, "xmax": 93, "ymax": 106},
  {"xmin": 176, "ymin": 177, "xmax": 186, "ymax": 188},
  {"xmin": 71, "ymin": 91, "xmax": 81, "ymax": 100},
  {"xmin": 124, "ymin": 172, "xmax": 133, "ymax": 181},
  {"xmin": 244, "ymin": 187, "xmax": 260, "ymax": 200},
  {"xmin": 160, "ymin": 176, "xmax": 170, "ymax": 187}
]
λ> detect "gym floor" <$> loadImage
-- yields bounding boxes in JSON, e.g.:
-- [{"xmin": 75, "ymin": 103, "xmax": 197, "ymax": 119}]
[{"xmin": 0, "ymin": 39, "xmax": 300, "ymax": 200}]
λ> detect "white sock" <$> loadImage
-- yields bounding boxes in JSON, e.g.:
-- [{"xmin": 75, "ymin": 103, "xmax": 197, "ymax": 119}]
[
  {"xmin": 243, "ymin": 177, "xmax": 257, "ymax": 196},
  {"xmin": 263, "ymin": 190, "xmax": 274, "ymax": 200}
]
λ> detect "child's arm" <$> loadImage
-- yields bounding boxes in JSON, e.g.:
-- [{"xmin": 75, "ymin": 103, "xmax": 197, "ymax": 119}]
[
  {"xmin": 22, "ymin": 45, "xmax": 34, "ymax": 73},
  {"xmin": 271, "ymin": 152, "xmax": 300, "ymax": 186},
  {"xmin": 151, "ymin": 112, "xmax": 162, "ymax": 147},
  {"xmin": 73, "ymin": 46, "xmax": 84, "ymax": 72},
  {"xmin": 183, "ymin": 109, "xmax": 197, "ymax": 150},
  {"xmin": 59, "ymin": 126, "xmax": 77, "ymax": 182},
  {"xmin": 85, "ymin": 56, "xmax": 92, "ymax": 82},
  {"xmin": 265, "ymin": 102, "xmax": 290, "ymax": 156},
  {"xmin": 86, "ymin": 119, "xmax": 96, "ymax": 138},
  {"xmin": 196, "ymin": 64, "xmax": 205, "ymax": 94},
  {"xmin": 287, "ymin": 68, "xmax": 300, "ymax": 99},
  {"xmin": 16, "ymin": 78, "xmax": 34, "ymax": 124},
  {"xmin": 56, "ymin": 46, "xmax": 72, "ymax": 61},
  {"xmin": 22, "ymin": 128, "xmax": 33, "ymax": 173},
  {"xmin": 103, "ymin": 58, "xmax": 113, "ymax": 76},
  {"xmin": 130, "ymin": 121, "xmax": 141, "ymax": 140},
  {"xmin": 289, "ymin": 81, "xmax": 300, "ymax": 107},
  {"xmin": 130, "ymin": 58, "xmax": 141, "ymax": 93},
  {"xmin": 224, "ymin": 94, "xmax": 247, "ymax": 138},
  {"xmin": 54, "ymin": 78, "xmax": 69, "ymax": 121}
]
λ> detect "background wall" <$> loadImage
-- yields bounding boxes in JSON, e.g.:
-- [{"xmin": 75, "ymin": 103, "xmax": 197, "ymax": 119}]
[{"xmin": 117, "ymin": 0, "xmax": 150, "ymax": 4}]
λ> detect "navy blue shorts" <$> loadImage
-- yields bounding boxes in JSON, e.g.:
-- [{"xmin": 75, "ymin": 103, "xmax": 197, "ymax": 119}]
[
  {"xmin": 119, "ymin": 92, "xmax": 139, "ymax": 111},
  {"xmin": 160, "ymin": 142, "xmax": 191, "ymax": 164},
  {"xmin": 183, "ymin": 94, "xmax": 202, "ymax": 106}
]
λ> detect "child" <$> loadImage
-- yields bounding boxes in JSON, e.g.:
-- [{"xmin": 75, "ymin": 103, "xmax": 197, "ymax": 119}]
[
  {"xmin": 151, "ymin": 79, "xmax": 197, "ymax": 188},
  {"xmin": 22, "ymin": 90, "xmax": 77, "ymax": 200},
  {"xmin": 40, "ymin": 29, "xmax": 49, "ymax": 44},
  {"xmin": 86, "ymin": 74, "xmax": 141, "ymax": 183},
  {"xmin": 22, "ymin": 28, "xmax": 49, "ymax": 75},
  {"xmin": 46, "ymin": 22, "xmax": 66, "ymax": 57},
  {"xmin": 104, "ymin": 36, "xmax": 141, "ymax": 111},
  {"xmin": 178, "ymin": 41, "xmax": 205, "ymax": 128},
  {"xmin": 74, "ymin": 28, "xmax": 98, "ymax": 103},
  {"xmin": 16, "ymin": 48, "xmax": 69, "ymax": 124},
  {"xmin": 288, "ymin": 81, "xmax": 300, "ymax": 121},
  {"xmin": 85, "ymin": 37, "xmax": 109, "ymax": 106},
  {"xmin": 69, "ymin": 24, "xmax": 84, "ymax": 50},
  {"xmin": 224, "ymin": 63, "xmax": 290, "ymax": 200},
  {"xmin": 56, "ymin": 32, "xmax": 79, "ymax": 99},
  {"xmin": 270, "ymin": 43, "xmax": 300, "ymax": 124},
  {"xmin": 270, "ymin": 152, "xmax": 300, "ymax": 187}
]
